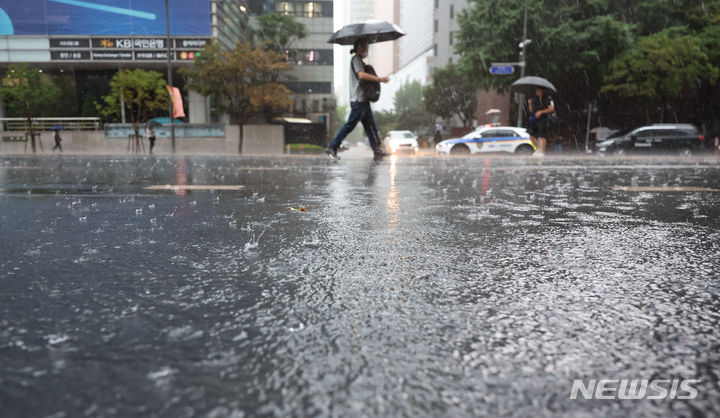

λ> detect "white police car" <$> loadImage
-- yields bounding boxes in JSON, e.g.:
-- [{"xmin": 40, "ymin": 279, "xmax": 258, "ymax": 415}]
[{"xmin": 435, "ymin": 126, "xmax": 535, "ymax": 155}]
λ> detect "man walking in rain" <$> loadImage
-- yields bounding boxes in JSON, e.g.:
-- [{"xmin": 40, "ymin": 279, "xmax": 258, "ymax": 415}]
[
  {"xmin": 52, "ymin": 130, "xmax": 63, "ymax": 152},
  {"xmin": 326, "ymin": 38, "xmax": 390, "ymax": 160},
  {"xmin": 527, "ymin": 86, "xmax": 555, "ymax": 156}
]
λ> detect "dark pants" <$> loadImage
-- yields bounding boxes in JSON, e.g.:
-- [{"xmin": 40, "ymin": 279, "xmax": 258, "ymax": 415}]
[
  {"xmin": 52, "ymin": 140, "xmax": 62, "ymax": 152},
  {"xmin": 149, "ymin": 137, "xmax": 156, "ymax": 153},
  {"xmin": 330, "ymin": 101, "xmax": 381, "ymax": 151}
]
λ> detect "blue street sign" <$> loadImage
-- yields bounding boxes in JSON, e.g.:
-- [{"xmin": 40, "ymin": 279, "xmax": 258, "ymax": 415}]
[{"xmin": 489, "ymin": 65, "xmax": 515, "ymax": 75}]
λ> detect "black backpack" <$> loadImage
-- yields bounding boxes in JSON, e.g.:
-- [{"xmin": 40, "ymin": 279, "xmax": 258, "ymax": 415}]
[{"xmin": 353, "ymin": 62, "xmax": 380, "ymax": 103}]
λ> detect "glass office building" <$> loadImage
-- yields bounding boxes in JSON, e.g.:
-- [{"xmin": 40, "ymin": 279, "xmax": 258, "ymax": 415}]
[{"xmin": 248, "ymin": 1, "xmax": 334, "ymax": 122}]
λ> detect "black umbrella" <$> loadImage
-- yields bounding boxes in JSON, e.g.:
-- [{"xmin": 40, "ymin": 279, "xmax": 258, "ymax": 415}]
[
  {"xmin": 511, "ymin": 76, "xmax": 557, "ymax": 96},
  {"xmin": 328, "ymin": 20, "xmax": 406, "ymax": 45}
]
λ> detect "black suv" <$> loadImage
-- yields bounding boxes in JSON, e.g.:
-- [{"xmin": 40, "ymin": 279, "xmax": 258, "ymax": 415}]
[{"xmin": 596, "ymin": 124, "xmax": 705, "ymax": 155}]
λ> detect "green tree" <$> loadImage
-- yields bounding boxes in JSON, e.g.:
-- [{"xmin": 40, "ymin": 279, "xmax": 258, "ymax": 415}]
[
  {"xmin": 602, "ymin": 29, "xmax": 718, "ymax": 121},
  {"xmin": 394, "ymin": 80, "xmax": 432, "ymax": 132},
  {"xmin": 81, "ymin": 92, "xmax": 100, "ymax": 117},
  {"xmin": 182, "ymin": 41, "xmax": 293, "ymax": 151},
  {"xmin": 373, "ymin": 109, "xmax": 399, "ymax": 138},
  {"xmin": 423, "ymin": 64, "xmax": 477, "ymax": 127},
  {"xmin": 456, "ymin": 0, "xmax": 630, "ymax": 98},
  {"xmin": 253, "ymin": 13, "xmax": 307, "ymax": 58},
  {"xmin": 0, "ymin": 64, "xmax": 61, "ymax": 152},
  {"xmin": 99, "ymin": 69, "xmax": 169, "ymax": 152},
  {"xmin": 456, "ymin": 0, "xmax": 720, "ymax": 132}
]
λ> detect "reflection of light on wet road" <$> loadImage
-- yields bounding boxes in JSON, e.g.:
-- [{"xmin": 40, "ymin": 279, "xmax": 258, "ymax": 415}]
[
  {"xmin": 174, "ymin": 159, "xmax": 188, "ymax": 196},
  {"xmin": 386, "ymin": 155, "xmax": 399, "ymax": 229},
  {"xmin": 481, "ymin": 158, "xmax": 491, "ymax": 196}
]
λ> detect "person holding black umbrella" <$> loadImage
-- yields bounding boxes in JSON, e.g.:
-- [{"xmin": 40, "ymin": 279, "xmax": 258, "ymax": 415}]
[
  {"xmin": 511, "ymin": 77, "xmax": 557, "ymax": 156},
  {"xmin": 527, "ymin": 87, "xmax": 554, "ymax": 156},
  {"xmin": 326, "ymin": 37, "xmax": 390, "ymax": 160}
]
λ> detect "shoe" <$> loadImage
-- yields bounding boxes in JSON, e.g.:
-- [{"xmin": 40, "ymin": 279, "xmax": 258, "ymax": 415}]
[
  {"xmin": 325, "ymin": 147, "xmax": 340, "ymax": 160},
  {"xmin": 373, "ymin": 150, "xmax": 390, "ymax": 159}
]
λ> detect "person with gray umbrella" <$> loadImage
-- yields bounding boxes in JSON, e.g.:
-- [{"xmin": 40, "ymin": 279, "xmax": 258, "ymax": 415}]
[
  {"xmin": 326, "ymin": 37, "xmax": 390, "ymax": 160},
  {"xmin": 326, "ymin": 21, "xmax": 405, "ymax": 160}
]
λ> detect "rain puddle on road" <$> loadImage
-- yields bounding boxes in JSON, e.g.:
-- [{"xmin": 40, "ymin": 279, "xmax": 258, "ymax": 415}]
[{"xmin": 0, "ymin": 155, "xmax": 719, "ymax": 417}]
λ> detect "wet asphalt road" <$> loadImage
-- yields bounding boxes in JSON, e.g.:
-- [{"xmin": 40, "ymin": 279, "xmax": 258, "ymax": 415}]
[{"xmin": 1, "ymin": 153, "xmax": 719, "ymax": 417}]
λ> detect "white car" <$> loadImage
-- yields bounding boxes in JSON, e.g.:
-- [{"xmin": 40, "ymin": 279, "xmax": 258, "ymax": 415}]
[
  {"xmin": 385, "ymin": 130, "xmax": 419, "ymax": 154},
  {"xmin": 435, "ymin": 126, "xmax": 536, "ymax": 155}
]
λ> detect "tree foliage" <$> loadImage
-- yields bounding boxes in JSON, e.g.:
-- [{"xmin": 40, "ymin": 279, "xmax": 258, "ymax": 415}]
[
  {"xmin": 455, "ymin": 0, "xmax": 720, "ymax": 129},
  {"xmin": 394, "ymin": 80, "xmax": 432, "ymax": 132},
  {"xmin": 99, "ymin": 69, "xmax": 169, "ymax": 143},
  {"xmin": 183, "ymin": 41, "xmax": 293, "ymax": 147},
  {"xmin": 424, "ymin": 64, "xmax": 477, "ymax": 127},
  {"xmin": 253, "ymin": 13, "xmax": 307, "ymax": 55},
  {"xmin": 98, "ymin": 69, "xmax": 168, "ymax": 152},
  {"xmin": 0, "ymin": 64, "xmax": 61, "ymax": 126},
  {"xmin": 602, "ymin": 29, "xmax": 718, "ymax": 104},
  {"xmin": 373, "ymin": 109, "xmax": 400, "ymax": 138},
  {"xmin": 456, "ymin": 0, "xmax": 630, "ymax": 97}
]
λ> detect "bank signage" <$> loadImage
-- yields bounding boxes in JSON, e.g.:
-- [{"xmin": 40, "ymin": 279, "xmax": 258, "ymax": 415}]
[
  {"xmin": 49, "ymin": 38, "xmax": 90, "ymax": 48},
  {"xmin": 175, "ymin": 38, "xmax": 209, "ymax": 49},
  {"xmin": 135, "ymin": 51, "xmax": 169, "ymax": 60},
  {"xmin": 48, "ymin": 36, "xmax": 209, "ymax": 62},
  {"xmin": 91, "ymin": 37, "xmax": 167, "ymax": 50},
  {"xmin": 50, "ymin": 50, "xmax": 91, "ymax": 60},
  {"xmin": 91, "ymin": 51, "xmax": 133, "ymax": 60}
]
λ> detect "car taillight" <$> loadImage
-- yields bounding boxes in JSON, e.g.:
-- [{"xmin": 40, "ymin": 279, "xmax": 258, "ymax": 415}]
[{"xmin": 699, "ymin": 135, "xmax": 704, "ymax": 141}]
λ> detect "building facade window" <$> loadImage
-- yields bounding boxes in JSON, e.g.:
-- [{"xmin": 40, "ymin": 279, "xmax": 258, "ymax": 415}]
[
  {"xmin": 449, "ymin": 31, "xmax": 453, "ymax": 45},
  {"xmin": 450, "ymin": 5, "xmax": 454, "ymax": 18},
  {"xmin": 286, "ymin": 49, "xmax": 333, "ymax": 66},
  {"xmin": 434, "ymin": 19, "xmax": 438, "ymax": 33},
  {"xmin": 270, "ymin": 1, "xmax": 332, "ymax": 17}
]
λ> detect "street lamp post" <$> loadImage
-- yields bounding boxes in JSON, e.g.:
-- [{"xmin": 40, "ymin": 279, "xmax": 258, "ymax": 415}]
[
  {"xmin": 516, "ymin": 0, "xmax": 529, "ymax": 127},
  {"xmin": 165, "ymin": 0, "xmax": 175, "ymax": 153}
]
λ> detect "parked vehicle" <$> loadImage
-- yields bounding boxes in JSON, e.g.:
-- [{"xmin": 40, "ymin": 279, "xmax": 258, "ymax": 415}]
[
  {"xmin": 435, "ymin": 126, "xmax": 535, "ymax": 155},
  {"xmin": 385, "ymin": 130, "xmax": 419, "ymax": 154},
  {"xmin": 595, "ymin": 124, "xmax": 705, "ymax": 155}
]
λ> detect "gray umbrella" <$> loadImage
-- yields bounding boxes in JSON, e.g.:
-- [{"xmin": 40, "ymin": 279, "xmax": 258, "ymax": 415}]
[
  {"xmin": 328, "ymin": 20, "xmax": 406, "ymax": 45},
  {"xmin": 511, "ymin": 76, "xmax": 557, "ymax": 96}
]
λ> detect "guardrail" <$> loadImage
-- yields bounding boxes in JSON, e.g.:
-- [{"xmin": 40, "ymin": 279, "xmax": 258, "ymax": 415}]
[{"xmin": 0, "ymin": 117, "xmax": 102, "ymax": 131}]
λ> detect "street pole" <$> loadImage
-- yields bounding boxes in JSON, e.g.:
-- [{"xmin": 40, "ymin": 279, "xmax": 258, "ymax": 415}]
[
  {"xmin": 165, "ymin": 0, "xmax": 175, "ymax": 153},
  {"xmin": 516, "ymin": 0, "xmax": 529, "ymax": 127},
  {"xmin": 584, "ymin": 102, "xmax": 592, "ymax": 152}
]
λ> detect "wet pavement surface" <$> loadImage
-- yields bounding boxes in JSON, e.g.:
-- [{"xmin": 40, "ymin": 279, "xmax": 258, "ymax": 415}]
[{"xmin": 1, "ymin": 153, "xmax": 719, "ymax": 417}]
